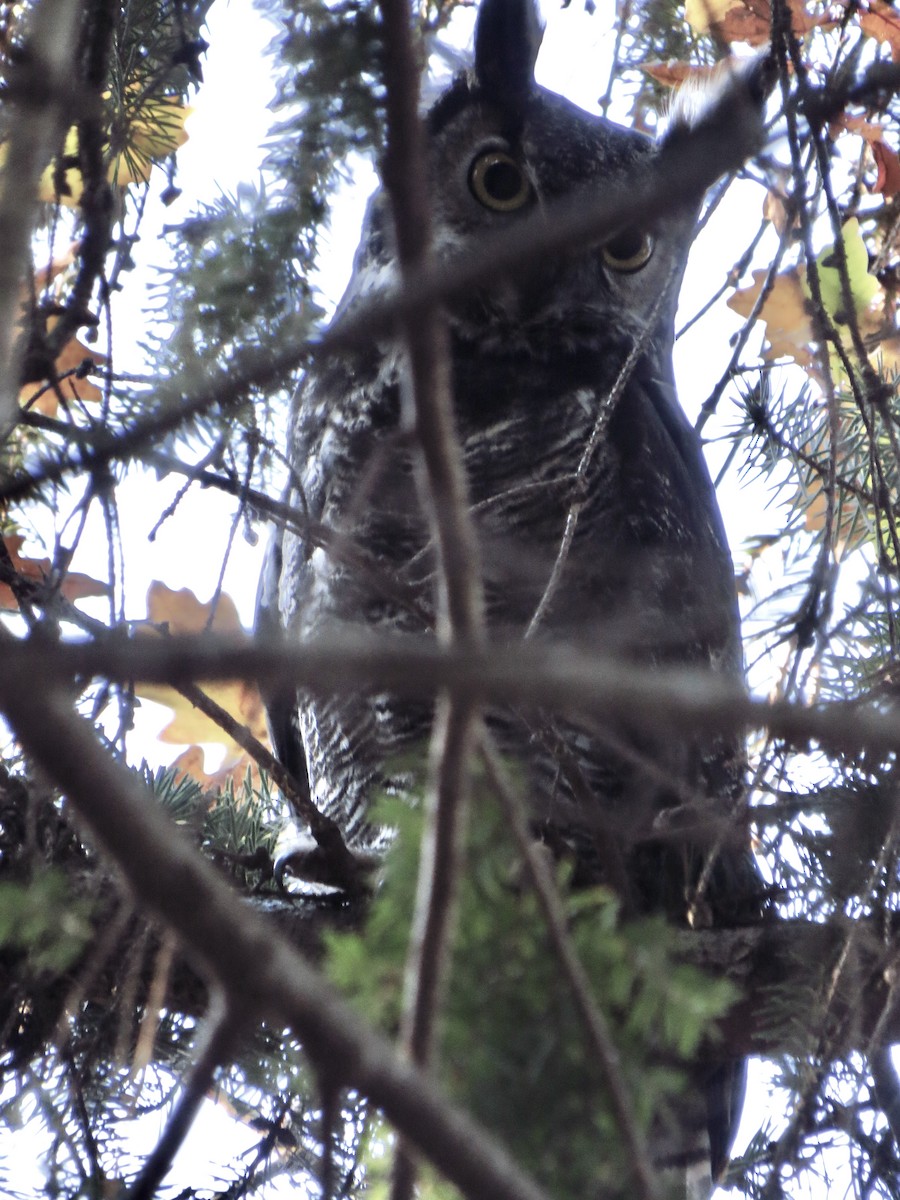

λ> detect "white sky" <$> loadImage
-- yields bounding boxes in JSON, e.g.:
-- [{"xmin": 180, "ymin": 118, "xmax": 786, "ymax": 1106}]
[{"xmin": 3, "ymin": 0, "xmax": 864, "ymax": 1194}]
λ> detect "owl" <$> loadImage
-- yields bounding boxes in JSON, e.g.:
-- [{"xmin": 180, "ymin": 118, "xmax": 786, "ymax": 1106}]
[{"xmin": 259, "ymin": 0, "xmax": 760, "ymax": 1190}]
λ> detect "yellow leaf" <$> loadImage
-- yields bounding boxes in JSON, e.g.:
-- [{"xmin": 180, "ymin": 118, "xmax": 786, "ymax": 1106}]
[
  {"xmin": 815, "ymin": 218, "xmax": 881, "ymax": 330},
  {"xmin": 685, "ymin": 0, "xmax": 748, "ymax": 35},
  {"xmin": 108, "ymin": 95, "xmax": 192, "ymax": 187},
  {"xmin": 170, "ymin": 745, "xmax": 260, "ymax": 793},
  {"xmin": 727, "ymin": 267, "xmax": 817, "ymax": 367},
  {"xmin": 0, "ymin": 92, "xmax": 191, "ymax": 206},
  {"xmin": 145, "ymin": 581, "xmax": 242, "ymax": 634},
  {"xmin": 728, "ymin": 224, "xmax": 887, "ymax": 376},
  {"xmin": 33, "ymin": 127, "xmax": 83, "ymax": 207},
  {"xmin": 134, "ymin": 584, "xmax": 270, "ymax": 765},
  {"xmin": 0, "ymin": 534, "xmax": 108, "ymax": 611}
]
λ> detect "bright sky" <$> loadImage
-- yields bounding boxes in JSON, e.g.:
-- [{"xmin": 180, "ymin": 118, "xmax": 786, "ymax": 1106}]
[{"xmin": 2, "ymin": 0, "xmax": 842, "ymax": 1194}]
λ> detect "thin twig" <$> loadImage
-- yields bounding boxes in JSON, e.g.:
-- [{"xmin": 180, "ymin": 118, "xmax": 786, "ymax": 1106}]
[
  {"xmin": 173, "ymin": 678, "xmax": 364, "ymax": 890},
  {"xmin": 0, "ymin": 666, "xmax": 554, "ymax": 1200},
  {"xmin": 375, "ymin": 3, "xmax": 484, "ymax": 1197},
  {"xmin": 525, "ymin": 282, "xmax": 671, "ymax": 638},
  {"xmin": 127, "ymin": 988, "xmax": 247, "ymax": 1200}
]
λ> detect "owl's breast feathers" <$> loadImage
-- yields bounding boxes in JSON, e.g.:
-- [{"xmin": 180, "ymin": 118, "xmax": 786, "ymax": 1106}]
[
  {"xmin": 258, "ymin": 0, "xmax": 766, "ymax": 1181},
  {"xmin": 273, "ymin": 324, "xmax": 745, "ymax": 843}
]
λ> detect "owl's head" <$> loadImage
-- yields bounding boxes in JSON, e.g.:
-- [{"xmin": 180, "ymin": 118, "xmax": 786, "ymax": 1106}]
[
  {"xmin": 344, "ymin": 0, "xmax": 764, "ymax": 361},
  {"xmin": 416, "ymin": 0, "xmax": 715, "ymax": 352}
]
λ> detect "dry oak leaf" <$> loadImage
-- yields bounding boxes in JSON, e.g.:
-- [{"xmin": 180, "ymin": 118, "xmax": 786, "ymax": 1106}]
[
  {"xmin": 641, "ymin": 60, "xmax": 720, "ymax": 87},
  {"xmin": 859, "ymin": 0, "xmax": 900, "ymax": 59},
  {"xmin": 727, "ymin": 267, "xmax": 817, "ymax": 367},
  {"xmin": 11, "ymin": 94, "xmax": 191, "ymax": 208},
  {"xmin": 685, "ymin": 0, "xmax": 835, "ymax": 42},
  {"xmin": 169, "ymin": 745, "xmax": 259, "ymax": 794},
  {"xmin": 729, "ymin": 222, "xmax": 887, "ymax": 371},
  {"xmin": 0, "ymin": 534, "xmax": 108, "ymax": 611},
  {"xmin": 871, "ymin": 140, "xmax": 900, "ymax": 196},
  {"xmin": 19, "ymin": 333, "xmax": 107, "ymax": 415},
  {"xmin": 134, "ymin": 583, "xmax": 269, "ymax": 773}
]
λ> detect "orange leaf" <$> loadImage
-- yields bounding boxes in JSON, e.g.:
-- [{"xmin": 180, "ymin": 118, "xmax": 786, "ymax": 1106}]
[
  {"xmin": 859, "ymin": 0, "xmax": 900, "ymax": 59},
  {"xmin": 18, "ymin": 335, "xmax": 107, "ymax": 415},
  {"xmin": 135, "ymin": 584, "xmax": 270, "ymax": 766},
  {"xmin": 641, "ymin": 61, "xmax": 719, "ymax": 87},
  {"xmin": 871, "ymin": 140, "xmax": 900, "ymax": 196},
  {"xmin": 0, "ymin": 534, "xmax": 109, "ymax": 611},
  {"xmin": 727, "ymin": 267, "xmax": 817, "ymax": 367},
  {"xmin": 170, "ymin": 745, "xmax": 260, "ymax": 792}
]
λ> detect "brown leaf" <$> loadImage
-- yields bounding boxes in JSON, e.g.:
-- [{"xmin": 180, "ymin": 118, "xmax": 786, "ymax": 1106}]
[
  {"xmin": 641, "ymin": 60, "xmax": 719, "ymax": 87},
  {"xmin": 0, "ymin": 534, "xmax": 109, "ymax": 611},
  {"xmin": 685, "ymin": 0, "xmax": 835, "ymax": 43},
  {"xmin": 18, "ymin": 334, "xmax": 107, "ymax": 415},
  {"xmin": 859, "ymin": 0, "xmax": 900, "ymax": 59},
  {"xmin": 871, "ymin": 140, "xmax": 900, "ymax": 197},
  {"xmin": 727, "ymin": 267, "xmax": 817, "ymax": 367},
  {"xmin": 135, "ymin": 584, "xmax": 270, "ymax": 767}
]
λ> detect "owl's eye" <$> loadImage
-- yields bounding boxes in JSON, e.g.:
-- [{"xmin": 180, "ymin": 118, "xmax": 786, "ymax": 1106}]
[
  {"xmin": 601, "ymin": 227, "xmax": 654, "ymax": 273},
  {"xmin": 469, "ymin": 150, "xmax": 531, "ymax": 212}
]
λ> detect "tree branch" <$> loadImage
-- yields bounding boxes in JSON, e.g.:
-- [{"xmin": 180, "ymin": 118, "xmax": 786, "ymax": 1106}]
[
  {"xmin": 19, "ymin": 629, "xmax": 900, "ymax": 761},
  {"xmin": 0, "ymin": 670, "xmax": 553, "ymax": 1200},
  {"xmin": 374, "ymin": 3, "xmax": 484, "ymax": 1194},
  {"xmin": 0, "ymin": 0, "xmax": 85, "ymax": 431}
]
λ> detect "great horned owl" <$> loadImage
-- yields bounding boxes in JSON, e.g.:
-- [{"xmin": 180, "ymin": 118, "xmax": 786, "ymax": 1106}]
[{"xmin": 259, "ymin": 0, "xmax": 760, "ymax": 1189}]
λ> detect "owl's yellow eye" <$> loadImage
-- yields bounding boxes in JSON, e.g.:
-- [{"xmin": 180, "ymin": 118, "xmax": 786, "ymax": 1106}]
[
  {"xmin": 601, "ymin": 228, "xmax": 654, "ymax": 273},
  {"xmin": 469, "ymin": 151, "xmax": 531, "ymax": 212}
]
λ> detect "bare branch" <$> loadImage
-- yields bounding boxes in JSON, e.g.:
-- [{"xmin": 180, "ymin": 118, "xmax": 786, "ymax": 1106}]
[
  {"xmin": 375, "ymin": 4, "xmax": 484, "ymax": 1195},
  {"xmin": 0, "ymin": 669, "xmax": 554, "ymax": 1200},
  {"xmin": 128, "ymin": 989, "xmax": 246, "ymax": 1200},
  {"xmin": 172, "ymin": 679, "xmax": 363, "ymax": 890},
  {"xmin": 21, "ymin": 630, "xmax": 900, "ymax": 761},
  {"xmin": 0, "ymin": 0, "xmax": 85, "ymax": 430}
]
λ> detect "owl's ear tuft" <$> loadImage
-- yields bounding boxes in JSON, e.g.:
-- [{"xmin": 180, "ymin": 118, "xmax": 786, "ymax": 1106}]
[
  {"xmin": 660, "ymin": 53, "xmax": 773, "ymax": 151},
  {"xmin": 473, "ymin": 0, "xmax": 544, "ymax": 117}
]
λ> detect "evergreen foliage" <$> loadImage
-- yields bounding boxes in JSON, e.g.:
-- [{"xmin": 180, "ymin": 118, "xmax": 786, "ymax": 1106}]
[{"xmin": 3, "ymin": 0, "xmax": 900, "ymax": 1196}]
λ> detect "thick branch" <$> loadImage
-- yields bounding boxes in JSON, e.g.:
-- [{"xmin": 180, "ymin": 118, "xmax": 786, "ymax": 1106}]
[
  {"xmin": 0, "ymin": 0, "xmax": 85, "ymax": 430},
  {"xmin": 375, "ymin": 5, "xmax": 484, "ymax": 1196},
  {"xmin": 19, "ymin": 630, "xmax": 900, "ymax": 760},
  {"xmin": 0, "ymin": 671, "xmax": 552, "ymax": 1200}
]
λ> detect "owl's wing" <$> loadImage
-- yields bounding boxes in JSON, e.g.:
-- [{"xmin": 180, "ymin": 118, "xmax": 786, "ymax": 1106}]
[
  {"xmin": 256, "ymin": 353, "xmax": 342, "ymax": 807},
  {"xmin": 257, "ymin": 520, "xmax": 311, "ymax": 797}
]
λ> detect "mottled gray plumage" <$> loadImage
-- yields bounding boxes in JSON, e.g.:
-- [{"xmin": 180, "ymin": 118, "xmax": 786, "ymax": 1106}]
[{"xmin": 259, "ymin": 0, "xmax": 758, "ymax": 1189}]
